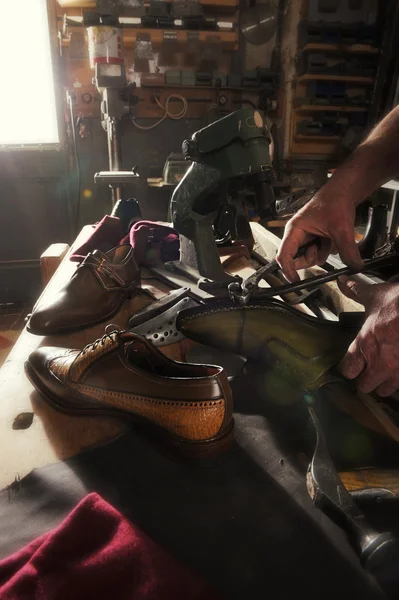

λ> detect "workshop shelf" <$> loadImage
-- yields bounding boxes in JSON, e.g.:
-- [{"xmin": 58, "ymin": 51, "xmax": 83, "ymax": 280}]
[
  {"xmin": 297, "ymin": 74, "xmax": 375, "ymax": 84},
  {"xmin": 290, "ymin": 8, "xmax": 380, "ymax": 162},
  {"xmin": 58, "ymin": 0, "xmax": 239, "ymax": 7},
  {"xmin": 140, "ymin": 83, "xmax": 265, "ymax": 91},
  {"xmin": 61, "ymin": 28, "xmax": 238, "ymax": 49},
  {"xmin": 62, "ymin": 27, "xmax": 238, "ymax": 50},
  {"xmin": 295, "ymin": 134, "xmax": 342, "ymax": 142},
  {"xmin": 301, "ymin": 43, "xmax": 379, "ymax": 55},
  {"xmin": 295, "ymin": 105, "xmax": 368, "ymax": 112},
  {"xmin": 123, "ymin": 29, "xmax": 237, "ymax": 46}
]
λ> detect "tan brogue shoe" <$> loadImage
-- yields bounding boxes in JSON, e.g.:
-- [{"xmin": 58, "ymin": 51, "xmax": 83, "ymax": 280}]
[{"xmin": 25, "ymin": 328, "xmax": 234, "ymax": 458}]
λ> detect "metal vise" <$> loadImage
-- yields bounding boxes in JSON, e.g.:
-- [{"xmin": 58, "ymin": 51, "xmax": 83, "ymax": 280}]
[{"xmin": 167, "ymin": 108, "xmax": 275, "ymax": 290}]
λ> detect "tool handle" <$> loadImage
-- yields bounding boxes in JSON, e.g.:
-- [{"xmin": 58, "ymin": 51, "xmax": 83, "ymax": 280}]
[
  {"xmin": 257, "ymin": 253, "xmax": 399, "ymax": 300},
  {"xmin": 293, "ymin": 237, "xmax": 322, "ymax": 260},
  {"xmin": 362, "ymin": 533, "xmax": 399, "ymax": 598}
]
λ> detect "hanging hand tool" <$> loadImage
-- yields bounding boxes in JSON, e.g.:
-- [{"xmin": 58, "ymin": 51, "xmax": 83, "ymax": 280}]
[
  {"xmin": 228, "ymin": 238, "xmax": 321, "ymax": 306},
  {"xmin": 307, "ymin": 407, "xmax": 399, "ymax": 599},
  {"xmin": 229, "ymin": 251, "xmax": 399, "ymax": 306}
]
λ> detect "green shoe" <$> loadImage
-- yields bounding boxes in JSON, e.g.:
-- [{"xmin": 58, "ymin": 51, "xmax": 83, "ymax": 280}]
[{"xmin": 177, "ymin": 299, "xmax": 359, "ymax": 395}]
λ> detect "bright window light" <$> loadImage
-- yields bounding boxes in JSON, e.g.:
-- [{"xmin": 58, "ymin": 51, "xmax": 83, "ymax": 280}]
[{"xmin": 0, "ymin": 0, "xmax": 59, "ymax": 145}]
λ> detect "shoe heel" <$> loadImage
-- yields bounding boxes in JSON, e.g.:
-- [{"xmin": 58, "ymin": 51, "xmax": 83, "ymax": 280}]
[
  {"xmin": 132, "ymin": 417, "xmax": 234, "ymax": 461},
  {"xmin": 171, "ymin": 421, "xmax": 234, "ymax": 460}
]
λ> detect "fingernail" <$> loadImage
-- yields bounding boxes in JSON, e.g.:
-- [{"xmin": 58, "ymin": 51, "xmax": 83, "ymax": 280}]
[{"xmin": 286, "ymin": 273, "xmax": 300, "ymax": 283}]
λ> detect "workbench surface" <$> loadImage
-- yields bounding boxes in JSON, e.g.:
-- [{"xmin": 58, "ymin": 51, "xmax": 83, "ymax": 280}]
[
  {"xmin": 1, "ymin": 225, "xmax": 398, "ymax": 599},
  {"xmin": 0, "ymin": 224, "xmax": 392, "ymax": 489}
]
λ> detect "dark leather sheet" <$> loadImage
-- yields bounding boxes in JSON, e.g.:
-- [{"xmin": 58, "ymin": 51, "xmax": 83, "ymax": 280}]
[{"xmin": 1, "ymin": 372, "xmax": 397, "ymax": 600}]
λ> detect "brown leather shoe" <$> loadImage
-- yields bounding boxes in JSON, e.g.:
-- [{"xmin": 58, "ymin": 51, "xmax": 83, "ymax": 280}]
[
  {"xmin": 25, "ymin": 328, "xmax": 233, "ymax": 458},
  {"xmin": 28, "ymin": 245, "xmax": 140, "ymax": 335}
]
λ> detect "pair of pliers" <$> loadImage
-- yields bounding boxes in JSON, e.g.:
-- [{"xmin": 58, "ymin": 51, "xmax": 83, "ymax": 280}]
[
  {"xmin": 229, "ymin": 240, "xmax": 399, "ymax": 306},
  {"xmin": 229, "ymin": 238, "xmax": 321, "ymax": 306}
]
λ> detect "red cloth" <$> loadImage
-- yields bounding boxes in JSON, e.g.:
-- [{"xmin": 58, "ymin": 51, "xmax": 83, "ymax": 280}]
[
  {"xmin": 70, "ymin": 216, "xmax": 125, "ymax": 262},
  {"xmin": 70, "ymin": 217, "xmax": 179, "ymax": 267},
  {"xmin": 0, "ymin": 493, "xmax": 221, "ymax": 600},
  {"xmin": 123, "ymin": 220, "xmax": 179, "ymax": 267}
]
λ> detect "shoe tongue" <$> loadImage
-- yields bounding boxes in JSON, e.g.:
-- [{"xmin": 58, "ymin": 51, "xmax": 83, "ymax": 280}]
[
  {"xmin": 122, "ymin": 333, "xmax": 158, "ymax": 373},
  {"xmin": 121, "ymin": 331, "xmax": 152, "ymax": 353}
]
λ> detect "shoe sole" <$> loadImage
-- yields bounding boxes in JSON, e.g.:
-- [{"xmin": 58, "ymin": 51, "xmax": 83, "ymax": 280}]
[
  {"xmin": 24, "ymin": 361, "xmax": 234, "ymax": 460},
  {"xmin": 26, "ymin": 284, "xmax": 140, "ymax": 336}
]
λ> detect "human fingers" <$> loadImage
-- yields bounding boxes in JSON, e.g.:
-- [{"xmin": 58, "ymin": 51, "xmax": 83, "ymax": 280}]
[
  {"xmin": 375, "ymin": 376, "xmax": 399, "ymax": 397},
  {"xmin": 276, "ymin": 225, "xmax": 310, "ymax": 283},
  {"xmin": 292, "ymin": 237, "xmax": 332, "ymax": 270},
  {"xmin": 337, "ymin": 276, "xmax": 375, "ymax": 308},
  {"xmin": 356, "ymin": 362, "xmax": 391, "ymax": 394},
  {"xmin": 339, "ymin": 338, "xmax": 366, "ymax": 380},
  {"xmin": 332, "ymin": 227, "xmax": 364, "ymax": 270}
]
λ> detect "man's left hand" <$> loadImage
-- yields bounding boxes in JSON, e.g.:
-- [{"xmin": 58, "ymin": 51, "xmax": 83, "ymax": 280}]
[{"xmin": 338, "ymin": 277, "xmax": 399, "ymax": 397}]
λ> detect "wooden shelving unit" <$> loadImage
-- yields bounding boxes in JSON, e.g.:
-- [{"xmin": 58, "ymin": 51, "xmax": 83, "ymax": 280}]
[
  {"xmin": 302, "ymin": 42, "xmax": 379, "ymax": 55},
  {"xmin": 140, "ymin": 83, "xmax": 260, "ymax": 91},
  {"xmin": 295, "ymin": 105, "xmax": 368, "ymax": 113},
  {"xmin": 290, "ymin": 13, "xmax": 380, "ymax": 160},
  {"xmin": 57, "ymin": 0, "xmax": 239, "ymax": 7},
  {"xmin": 295, "ymin": 134, "xmax": 342, "ymax": 142},
  {"xmin": 61, "ymin": 27, "xmax": 238, "ymax": 49},
  {"xmin": 123, "ymin": 29, "xmax": 237, "ymax": 47},
  {"xmin": 297, "ymin": 74, "xmax": 374, "ymax": 84}
]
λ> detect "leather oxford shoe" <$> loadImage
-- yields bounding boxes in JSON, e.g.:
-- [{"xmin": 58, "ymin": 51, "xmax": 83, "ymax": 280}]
[
  {"xmin": 177, "ymin": 299, "xmax": 359, "ymax": 393},
  {"xmin": 25, "ymin": 328, "xmax": 233, "ymax": 458},
  {"xmin": 28, "ymin": 245, "xmax": 140, "ymax": 335}
]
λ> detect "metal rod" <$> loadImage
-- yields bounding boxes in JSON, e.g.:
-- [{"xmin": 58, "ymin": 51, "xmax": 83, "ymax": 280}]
[
  {"xmin": 253, "ymin": 253, "xmax": 399, "ymax": 300},
  {"xmin": 107, "ymin": 118, "xmax": 123, "ymax": 207}
]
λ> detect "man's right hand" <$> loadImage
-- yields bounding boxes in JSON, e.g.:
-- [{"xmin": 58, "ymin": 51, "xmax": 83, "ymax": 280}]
[{"xmin": 276, "ymin": 186, "xmax": 364, "ymax": 283}]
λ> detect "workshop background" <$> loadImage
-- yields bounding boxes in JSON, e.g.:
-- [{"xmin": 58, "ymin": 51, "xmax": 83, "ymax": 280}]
[{"xmin": 0, "ymin": 0, "xmax": 396, "ymax": 307}]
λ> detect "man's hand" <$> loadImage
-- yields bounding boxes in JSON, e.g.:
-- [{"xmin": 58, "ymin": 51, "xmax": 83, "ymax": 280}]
[
  {"xmin": 338, "ymin": 277, "xmax": 399, "ymax": 397},
  {"xmin": 276, "ymin": 187, "xmax": 364, "ymax": 283}
]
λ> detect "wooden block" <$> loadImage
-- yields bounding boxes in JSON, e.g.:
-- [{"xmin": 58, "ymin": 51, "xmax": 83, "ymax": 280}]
[
  {"xmin": 340, "ymin": 469, "xmax": 399, "ymax": 496},
  {"xmin": 266, "ymin": 220, "xmax": 290, "ymax": 228},
  {"xmin": 40, "ymin": 243, "xmax": 70, "ymax": 287}
]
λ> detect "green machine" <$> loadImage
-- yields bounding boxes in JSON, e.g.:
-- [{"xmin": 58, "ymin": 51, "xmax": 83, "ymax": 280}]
[{"xmin": 166, "ymin": 108, "xmax": 276, "ymax": 293}]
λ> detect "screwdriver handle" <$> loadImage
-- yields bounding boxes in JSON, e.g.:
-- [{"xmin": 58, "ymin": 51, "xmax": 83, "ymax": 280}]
[{"xmin": 362, "ymin": 533, "xmax": 399, "ymax": 598}]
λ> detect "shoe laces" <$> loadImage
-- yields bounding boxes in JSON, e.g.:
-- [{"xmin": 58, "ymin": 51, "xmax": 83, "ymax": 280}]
[{"xmin": 81, "ymin": 324, "xmax": 121, "ymax": 356}]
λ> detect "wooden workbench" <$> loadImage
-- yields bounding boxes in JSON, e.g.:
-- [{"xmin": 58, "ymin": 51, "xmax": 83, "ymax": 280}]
[
  {"xmin": 0, "ymin": 249, "xmax": 148, "ymax": 489},
  {"xmin": 0, "ymin": 223, "xmax": 394, "ymax": 493},
  {"xmin": 0, "ymin": 228, "xmax": 263, "ymax": 488}
]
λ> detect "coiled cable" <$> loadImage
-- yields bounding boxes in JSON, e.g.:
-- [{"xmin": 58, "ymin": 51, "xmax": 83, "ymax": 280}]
[{"xmin": 132, "ymin": 94, "xmax": 188, "ymax": 130}]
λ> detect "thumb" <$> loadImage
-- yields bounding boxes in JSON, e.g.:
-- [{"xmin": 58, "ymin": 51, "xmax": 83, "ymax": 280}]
[
  {"xmin": 337, "ymin": 276, "xmax": 374, "ymax": 307},
  {"xmin": 333, "ymin": 229, "xmax": 364, "ymax": 270}
]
